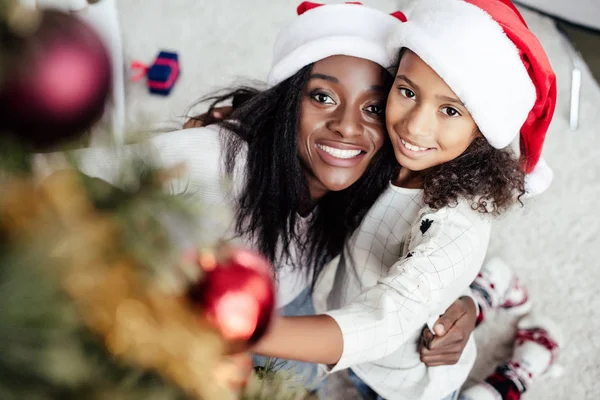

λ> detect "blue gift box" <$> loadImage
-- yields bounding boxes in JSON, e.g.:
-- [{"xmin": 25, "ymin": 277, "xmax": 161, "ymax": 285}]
[{"xmin": 147, "ymin": 51, "xmax": 180, "ymax": 96}]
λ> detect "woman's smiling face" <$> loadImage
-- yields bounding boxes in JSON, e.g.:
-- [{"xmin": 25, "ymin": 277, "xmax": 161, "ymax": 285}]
[{"xmin": 297, "ymin": 55, "xmax": 389, "ymax": 200}]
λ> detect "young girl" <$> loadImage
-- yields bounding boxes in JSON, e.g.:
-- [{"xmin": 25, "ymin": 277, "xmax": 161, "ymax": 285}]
[{"xmin": 251, "ymin": 0, "xmax": 561, "ymax": 399}]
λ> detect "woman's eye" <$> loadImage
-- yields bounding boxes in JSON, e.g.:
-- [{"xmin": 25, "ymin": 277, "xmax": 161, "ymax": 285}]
[
  {"xmin": 311, "ymin": 93, "xmax": 335, "ymax": 104},
  {"xmin": 399, "ymin": 87, "xmax": 416, "ymax": 100},
  {"xmin": 441, "ymin": 106, "xmax": 461, "ymax": 117},
  {"xmin": 365, "ymin": 104, "xmax": 384, "ymax": 116}
]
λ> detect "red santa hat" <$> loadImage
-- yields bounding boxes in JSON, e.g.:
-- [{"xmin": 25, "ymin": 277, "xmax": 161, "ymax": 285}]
[
  {"xmin": 387, "ymin": 0, "xmax": 557, "ymax": 196},
  {"xmin": 267, "ymin": 2, "xmax": 405, "ymax": 86}
]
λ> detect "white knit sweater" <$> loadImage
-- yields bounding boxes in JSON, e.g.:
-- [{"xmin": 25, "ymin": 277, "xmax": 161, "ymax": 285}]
[{"xmin": 33, "ymin": 126, "xmax": 310, "ymax": 308}]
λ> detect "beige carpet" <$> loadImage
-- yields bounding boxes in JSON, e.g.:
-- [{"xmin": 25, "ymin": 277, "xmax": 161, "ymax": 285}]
[{"xmin": 113, "ymin": 1, "xmax": 600, "ymax": 398}]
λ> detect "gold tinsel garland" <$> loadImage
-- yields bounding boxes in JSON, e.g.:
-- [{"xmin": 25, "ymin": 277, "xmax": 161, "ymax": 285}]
[{"xmin": 0, "ymin": 169, "xmax": 246, "ymax": 399}]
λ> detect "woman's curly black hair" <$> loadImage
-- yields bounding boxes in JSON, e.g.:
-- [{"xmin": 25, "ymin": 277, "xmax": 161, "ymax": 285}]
[
  {"xmin": 422, "ymin": 136, "xmax": 525, "ymax": 215},
  {"xmin": 191, "ymin": 65, "xmax": 398, "ymax": 287}
]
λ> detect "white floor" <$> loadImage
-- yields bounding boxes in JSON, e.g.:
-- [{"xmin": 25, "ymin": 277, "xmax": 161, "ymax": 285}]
[{"xmin": 114, "ymin": 1, "xmax": 600, "ymax": 398}]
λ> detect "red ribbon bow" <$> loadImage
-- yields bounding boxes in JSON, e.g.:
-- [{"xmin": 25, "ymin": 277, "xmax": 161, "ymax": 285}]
[{"xmin": 130, "ymin": 61, "xmax": 149, "ymax": 82}]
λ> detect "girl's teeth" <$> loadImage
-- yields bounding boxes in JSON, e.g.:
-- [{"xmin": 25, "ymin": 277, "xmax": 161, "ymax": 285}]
[
  {"xmin": 401, "ymin": 139, "xmax": 429, "ymax": 152},
  {"xmin": 317, "ymin": 144, "xmax": 362, "ymax": 159}
]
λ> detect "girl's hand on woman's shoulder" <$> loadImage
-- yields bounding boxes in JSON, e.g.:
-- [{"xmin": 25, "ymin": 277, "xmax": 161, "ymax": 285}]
[{"xmin": 184, "ymin": 106, "xmax": 233, "ymax": 129}]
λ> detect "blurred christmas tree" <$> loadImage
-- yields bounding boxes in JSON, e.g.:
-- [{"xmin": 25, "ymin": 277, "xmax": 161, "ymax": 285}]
[{"xmin": 0, "ymin": 1, "xmax": 315, "ymax": 399}]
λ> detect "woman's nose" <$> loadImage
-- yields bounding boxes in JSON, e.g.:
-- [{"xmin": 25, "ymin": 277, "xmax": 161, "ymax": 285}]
[{"xmin": 328, "ymin": 106, "xmax": 362, "ymax": 138}]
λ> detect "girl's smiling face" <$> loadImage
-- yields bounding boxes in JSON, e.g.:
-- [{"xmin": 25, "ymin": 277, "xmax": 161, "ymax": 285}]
[
  {"xmin": 298, "ymin": 55, "xmax": 389, "ymax": 200},
  {"xmin": 385, "ymin": 50, "xmax": 480, "ymax": 181}
]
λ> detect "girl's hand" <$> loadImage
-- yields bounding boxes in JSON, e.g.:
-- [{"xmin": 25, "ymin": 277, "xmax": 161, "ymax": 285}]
[
  {"xmin": 418, "ymin": 296, "xmax": 477, "ymax": 366},
  {"xmin": 184, "ymin": 106, "xmax": 233, "ymax": 129}
]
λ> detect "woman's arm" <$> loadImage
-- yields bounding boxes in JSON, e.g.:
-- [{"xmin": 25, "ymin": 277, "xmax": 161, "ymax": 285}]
[
  {"xmin": 253, "ymin": 294, "xmax": 478, "ymax": 366},
  {"xmin": 33, "ymin": 127, "xmax": 227, "ymax": 200},
  {"xmin": 252, "ymin": 314, "xmax": 344, "ymax": 365}
]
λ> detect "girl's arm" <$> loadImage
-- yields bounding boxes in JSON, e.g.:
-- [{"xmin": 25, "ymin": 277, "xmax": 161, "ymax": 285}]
[{"xmin": 253, "ymin": 203, "xmax": 490, "ymax": 369}]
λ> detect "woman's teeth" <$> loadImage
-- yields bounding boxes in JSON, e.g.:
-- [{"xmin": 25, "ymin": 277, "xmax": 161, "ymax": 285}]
[
  {"xmin": 401, "ymin": 139, "xmax": 429, "ymax": 152},
  {"xmin": 317, "ymin": 144, "xmax": 362, "ymax": 159}
]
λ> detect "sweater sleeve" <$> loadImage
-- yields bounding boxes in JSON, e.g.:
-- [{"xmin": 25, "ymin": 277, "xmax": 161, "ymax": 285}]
[
  {"xmin": 324, "ymin": 203, "xmax": 491, "ymax": 372},
  {"xmin": 33, "ymin": 126, "xmax": 236, "ymax": 206}
]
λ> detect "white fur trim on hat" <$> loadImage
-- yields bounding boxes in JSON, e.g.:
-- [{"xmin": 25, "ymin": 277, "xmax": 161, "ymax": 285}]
[
  {"xmin": 268, "ymin": 4, "xmax": 401, "ymax": 86},
  {"xmin": 387, "ymin": 0, "xmax": 537, "ymax": 149}
]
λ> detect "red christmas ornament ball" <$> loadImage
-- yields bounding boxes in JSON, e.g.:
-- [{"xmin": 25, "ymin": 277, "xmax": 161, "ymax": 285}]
[
  {"xmin": 0, "ymin": 9, "xmax": 111, "ymax": 149},
  {"xmin": 188, "ymin": 249, "xmax": 276, "ymax": 346}
]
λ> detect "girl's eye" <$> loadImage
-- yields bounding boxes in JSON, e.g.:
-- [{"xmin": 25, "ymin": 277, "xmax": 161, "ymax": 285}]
[
  {"xmin": 441, "ymin": 106, "xmax": 461, "ymax": 117},
  {"xmin": 364, "ymin": 104, "xmax": 384, "ymax": 116},
  {"xmin": 399, "ymin": 87, "xmax": 416, "ymax": 100},
  {"xmin": 311, "ymin": 92, "xmax": 335, "ymax": 105}
]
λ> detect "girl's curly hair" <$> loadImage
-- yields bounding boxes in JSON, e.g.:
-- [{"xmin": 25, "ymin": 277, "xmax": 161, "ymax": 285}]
[{"xmin": 422, "ymin": 136, "xmax": 525, "ymax": 215}]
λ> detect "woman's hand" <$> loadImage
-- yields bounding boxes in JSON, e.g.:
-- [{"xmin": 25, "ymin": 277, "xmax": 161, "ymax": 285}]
[
  {"xmin": 418, "ymin": 296, "xmax": 477, "ymax": 366},
  {"xmin": 215, "ymin": 353, "xmax": 254, "ymax": 393},
  {"xmin": 183, "ymin": 106, "xmax": 233, "ymax": 129}
]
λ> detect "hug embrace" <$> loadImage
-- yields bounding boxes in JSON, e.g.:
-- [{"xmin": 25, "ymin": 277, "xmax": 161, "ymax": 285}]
[{"xmin": 38, "ymin": 0, "xmax": 563, "ymax": 399}]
